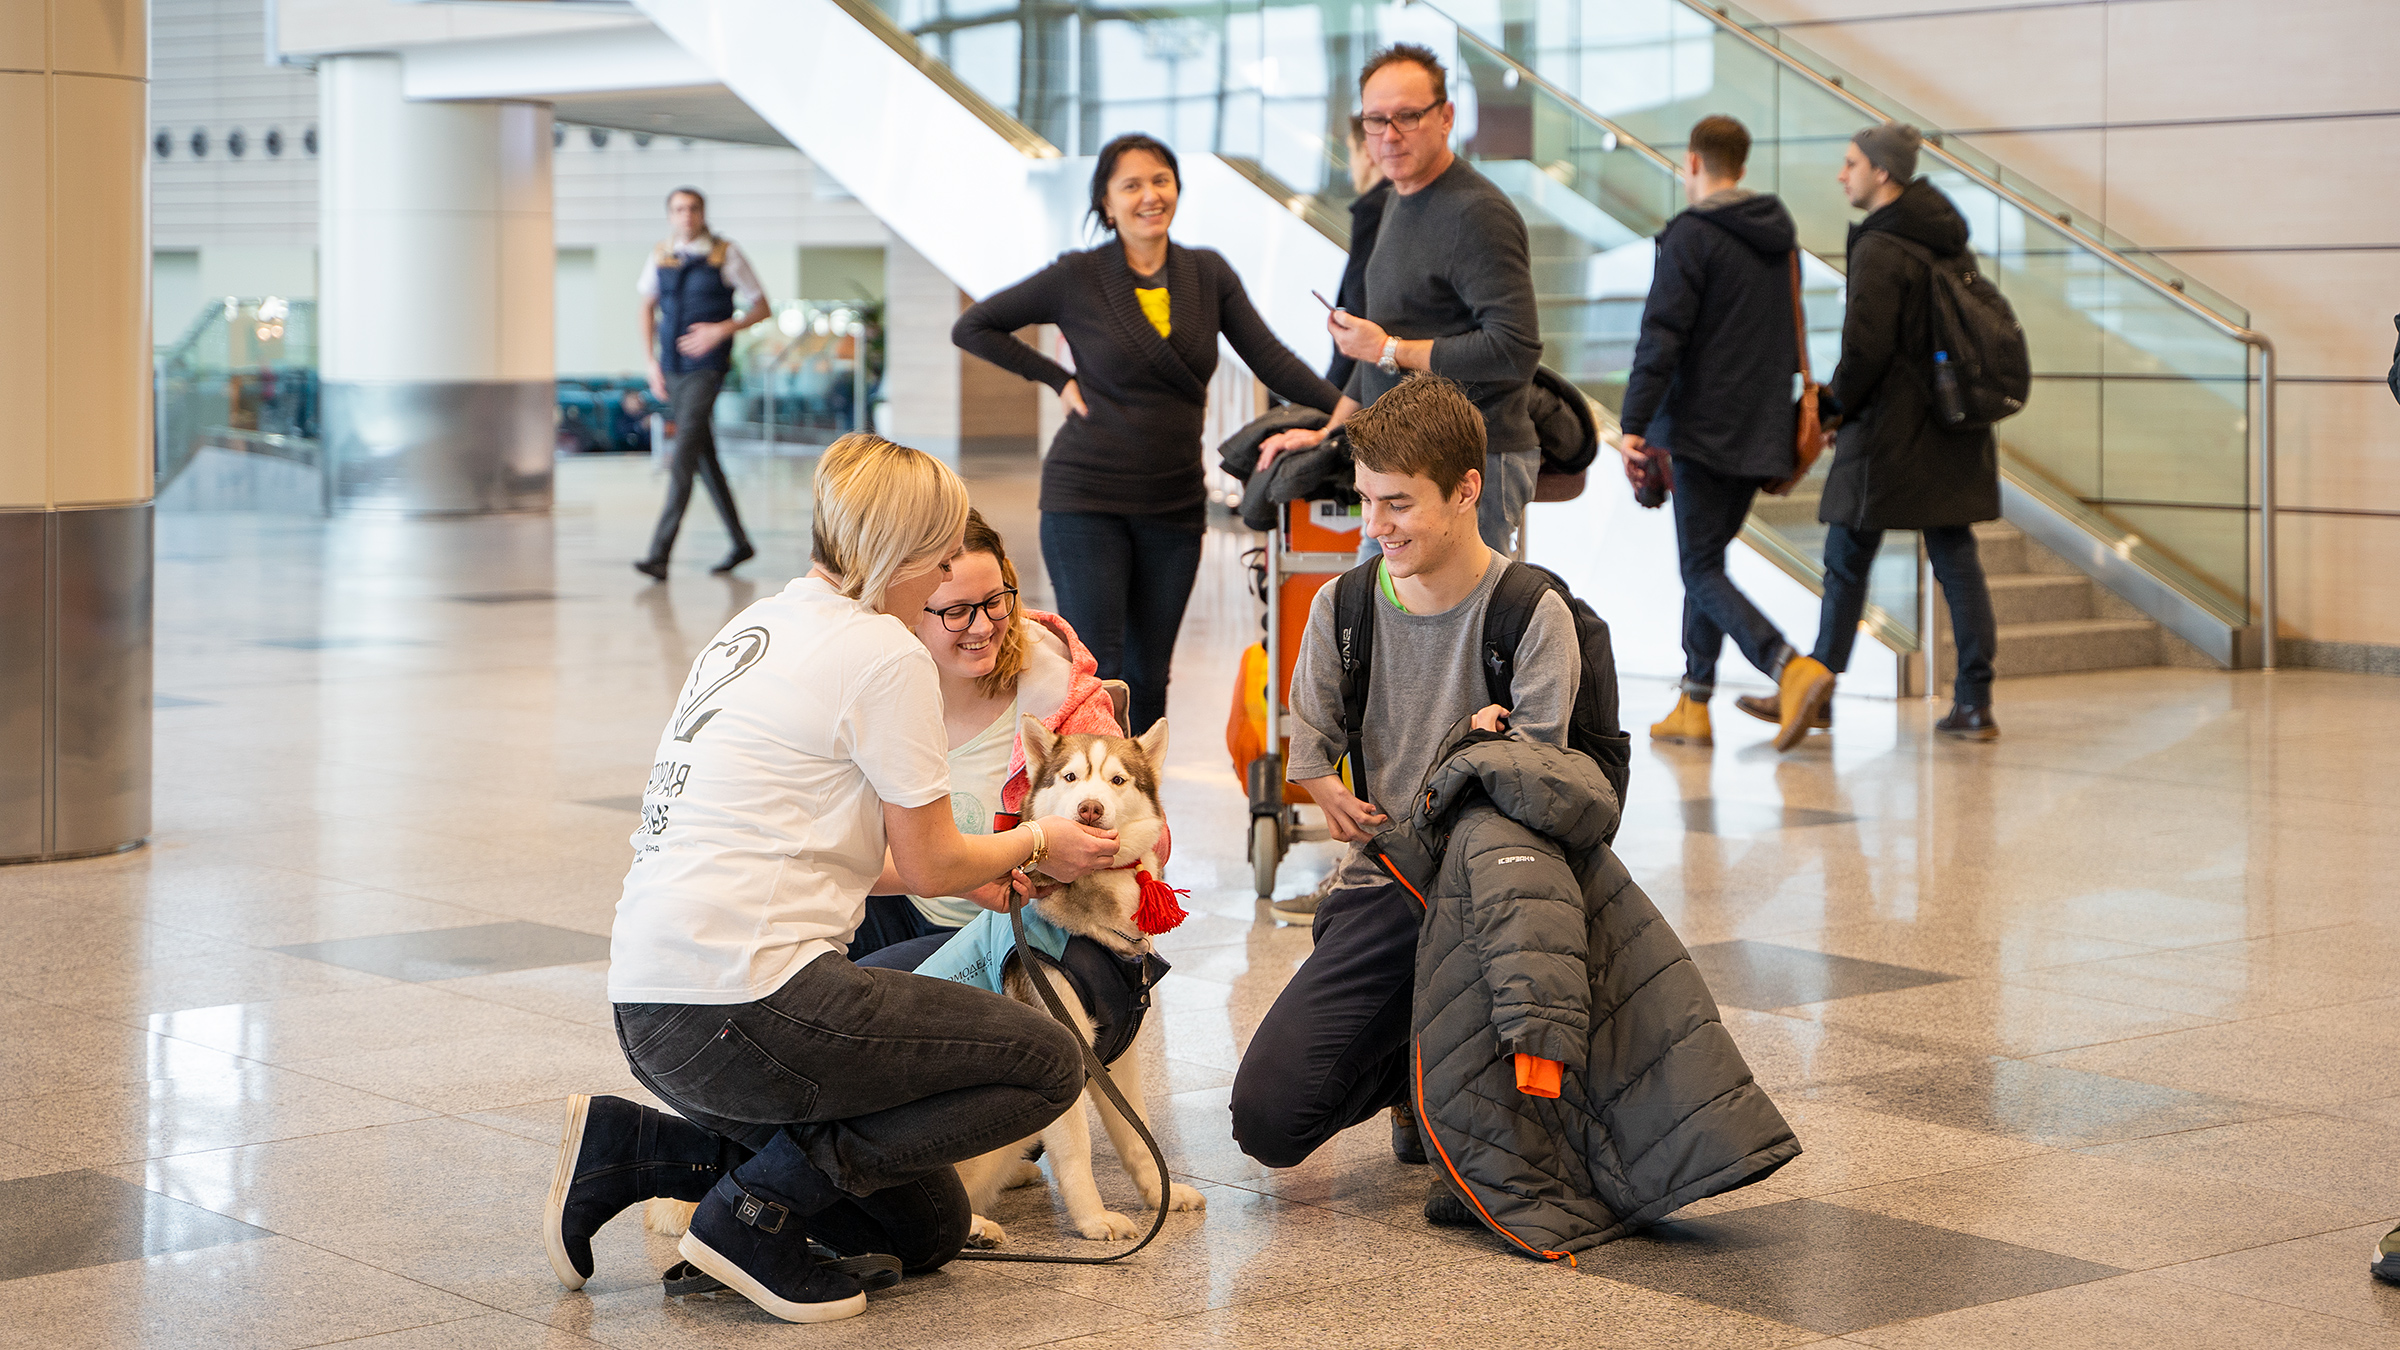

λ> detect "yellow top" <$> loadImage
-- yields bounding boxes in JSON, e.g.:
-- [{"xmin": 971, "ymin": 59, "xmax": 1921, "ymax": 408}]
[{"xmin": 1135, "ymin": 287, "xmax": 1171, "ymax": 338}]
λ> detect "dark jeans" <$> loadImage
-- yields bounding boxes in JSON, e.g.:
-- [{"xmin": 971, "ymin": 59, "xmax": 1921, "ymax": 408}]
[
  {"xmin": 1812, "ymin": 523, "xmax": 1998, "ymax": 706},
  {"xmin": 612, "ymin": 951, "xmax": 1082, "ymax": 1200},
  {"xmin": 1672, "ymin": 455, "xmax": 1794, "ymax": 698},
  {"xmin": 843, "ymin": 894, "xmax": 958, "ymax": 965},
  {"xmin": 1229, "ymin": 857, "xmax": 1419, "ymax": 1168},
  {"xmin": 644, "ymin": 368, "xmax": 750, "ymax": 564},
  {"xmin": 1039, "ymin": 511, "xmax": 1205, "ymax": 733}
]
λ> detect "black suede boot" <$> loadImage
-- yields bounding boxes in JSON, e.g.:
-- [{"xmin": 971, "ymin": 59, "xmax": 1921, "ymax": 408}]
[
  {"xmin": 677, "ymin": 1129, "xmax": 867, "ymax": 1323},
  {"xmin": 1424, "ymin": 1176, "xmax": 1479, "ymax": 1228},
  {"xmin": 546, "ymin": 1094, "xmax": 732, "ymax": 1290},
  {"xmin": 1389, "ymin": 1103, "xmax": 1429, "ymax": 1165}
]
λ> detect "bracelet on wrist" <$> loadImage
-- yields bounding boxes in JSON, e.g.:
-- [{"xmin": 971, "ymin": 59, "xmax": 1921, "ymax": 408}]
[{"xmin": 1021, "ymin": 820, "xmax": 1048, "ymax": 867}]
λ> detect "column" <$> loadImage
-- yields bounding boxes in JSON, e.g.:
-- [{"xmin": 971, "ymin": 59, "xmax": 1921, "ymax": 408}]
[
  {"xmin": 318, "ymin": 54, "xmax": 553, "ymax": 514},
  {"xmin": 0, "ymin": 0, "xmax": 154, "ymax": 862},
  {"xmin": 881, "ymin": 237, "xmax": 1035, "ymax": 460}
]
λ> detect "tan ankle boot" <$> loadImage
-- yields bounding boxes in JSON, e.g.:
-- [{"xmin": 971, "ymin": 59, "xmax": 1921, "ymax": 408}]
[
  {"xmin": 1649, "ymin": 694, "xmax": 1713, "ymax": 746},
  {"xmin": 1773, "ymin": 657, "xmax": 1836, "ymax": 751}
]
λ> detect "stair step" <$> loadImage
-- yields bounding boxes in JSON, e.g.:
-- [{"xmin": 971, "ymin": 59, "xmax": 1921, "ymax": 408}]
[
  {"xmin": 1984, "ymin": 573, "xmax": 2091, "ymax": 624},
  {"xmin": 1939, "ymin": 617, "xmax": 2161, "ymax": 678}
]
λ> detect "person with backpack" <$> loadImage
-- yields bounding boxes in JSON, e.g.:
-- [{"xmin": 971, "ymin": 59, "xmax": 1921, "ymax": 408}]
[
  {"xmin": 1227, "ymin": 374, "xmax": 1585, "ymax": 1186},
  {"xmin": 1810, "ymin": 123, "xmax": 2006, "ymax": 740},
  {"xmin": 1620, "ymin": 115, "xmax": 1836, "ymax": 753}
]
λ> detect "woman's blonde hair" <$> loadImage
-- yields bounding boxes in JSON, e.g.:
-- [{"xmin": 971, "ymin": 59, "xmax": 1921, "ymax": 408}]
[
  {"xmin": 963, "ymin": 508, "xmax": 1032, "ymax": 701},
  {"xmin": 810, "ymin": 433, "xmax": 970, "ymax": 605}
]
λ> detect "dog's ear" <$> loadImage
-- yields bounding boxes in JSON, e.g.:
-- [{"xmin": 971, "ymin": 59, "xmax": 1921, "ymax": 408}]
[
  {"xmin": 1020, "ymin": 714, "xmax": 1058, "ymax": 772},
  {"xmin": 1135, "ymin": 717, "xmax": 1168, "ymax": 767}
]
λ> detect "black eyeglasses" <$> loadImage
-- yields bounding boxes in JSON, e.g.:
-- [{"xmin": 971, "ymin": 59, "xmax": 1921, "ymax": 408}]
[
  {"xmin": 1359, "ymin": 101, "xmax": 1443, "ymax": 135},
  {"xmin": 924, "ymin": 588, "xmax": 1018, "ymax": 632}
]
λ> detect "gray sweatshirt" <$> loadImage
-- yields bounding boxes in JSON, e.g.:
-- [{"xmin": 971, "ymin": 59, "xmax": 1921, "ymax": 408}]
[
  {"xmin": 1342, "ymin": 158, "xmax": 1545, "ymax": 458},
  {"xmin": 1285, "ymin": 557, "xmax": 1579, "ymax": 818}
]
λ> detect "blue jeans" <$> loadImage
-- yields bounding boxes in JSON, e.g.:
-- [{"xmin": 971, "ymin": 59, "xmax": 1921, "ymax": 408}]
[
  {"xmin": 1040, "ymin": 511, "xmax": 1205, "ymax": 733},
  {"xmin": 1672, "ymin": 455, "xmax": 1794, "ymax": 698},
  {"xmin": 612, "ymin": 953, "xmax": 1082, "ymax": 1198},
  {"xmin": 1812, "ymin": 523, "xmax": 1997, "ymax": 706}
]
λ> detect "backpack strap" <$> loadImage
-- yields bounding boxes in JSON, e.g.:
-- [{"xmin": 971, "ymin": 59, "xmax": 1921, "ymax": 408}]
[
  {"xmin": 1331, "ymin": 559, "xmax": 1382, "ymax": 796},
  {"xmin": 1478, "ymin": 561, "xmax": 1556, "ymax": 708}
]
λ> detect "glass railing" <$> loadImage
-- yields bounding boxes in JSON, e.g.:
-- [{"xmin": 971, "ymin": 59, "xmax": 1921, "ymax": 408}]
[
  {"xmin": 847, "ymin": 0, "xmax": 1928, "ymax": 648},
  {"xmin": 154, "ymin": 296, "xmax": 320, "ymax": 493},
  {"xmin": 1438, "ymin": 0, "xmax": 2254, "ymax": 624}
]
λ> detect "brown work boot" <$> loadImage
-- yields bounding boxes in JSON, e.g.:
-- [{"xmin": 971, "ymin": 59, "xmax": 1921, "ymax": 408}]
[
  {"xmin": 1773, "ymin": 657, "xmax": 1836, "ymax": 752},
  {"xmin": 1648, "ymin": 694, "xmax": 1713, "ymax": 747},
  {"xmin": 1735, "ymin": 693, "xmax": 1830, "ymax": 732}
]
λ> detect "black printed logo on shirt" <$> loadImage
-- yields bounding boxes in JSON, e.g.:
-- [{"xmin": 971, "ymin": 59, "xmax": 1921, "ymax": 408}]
[{"xmin": 673, "ymin": 626, "xmax": 770, "ymax": 742}]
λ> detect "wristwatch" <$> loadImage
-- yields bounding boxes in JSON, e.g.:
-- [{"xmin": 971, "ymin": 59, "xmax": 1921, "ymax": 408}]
[{"xmin": 1378, "ymin": 337, "xmax": 1401, "ymax": 375}]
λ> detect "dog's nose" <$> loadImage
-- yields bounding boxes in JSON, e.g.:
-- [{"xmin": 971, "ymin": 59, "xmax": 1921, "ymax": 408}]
[{"xmin": 1075, "ymin": 799, "xmax": 1107, "ymax": 826}]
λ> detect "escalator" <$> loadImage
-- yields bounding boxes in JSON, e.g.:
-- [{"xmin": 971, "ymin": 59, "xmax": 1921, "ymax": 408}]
[{"xmin": 635, "ymin": 0, "xmax": 2269, "ymax": 675}]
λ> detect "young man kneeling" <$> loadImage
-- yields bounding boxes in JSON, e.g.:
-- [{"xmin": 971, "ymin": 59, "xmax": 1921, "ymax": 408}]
[{"xmin": 1228, "ymin": 375, "xmax": 1579, "ymax": 1188}]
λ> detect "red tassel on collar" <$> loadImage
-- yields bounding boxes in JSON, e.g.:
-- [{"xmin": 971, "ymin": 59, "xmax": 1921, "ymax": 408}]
[{"xmin": 1133, "ymin": 870, "xmax": 1190, "ymax": 935}]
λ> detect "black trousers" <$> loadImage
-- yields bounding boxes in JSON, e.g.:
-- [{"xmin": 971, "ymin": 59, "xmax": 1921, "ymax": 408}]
[
  {"xmin": 1229, "ymin": 857, "xmax": 1418, "ymax": 1168},
  {"xmin": 644, "ymin": 368, "xmax": 750, "ymax": 564},
  {"xmin": 1672, "ymin": 455, "xmax": 1794, "ymax": 698},
  {"xmin": 844, "ymin": 894, "xmax": 958, "ymax": 966},
  {"xmin": 1039, "ymin": 511, "xmax": 1204, "ymax": 734},
  {"xmin": 1812, "ymin": 523, "xmax": 1999, "ymax": 706}
]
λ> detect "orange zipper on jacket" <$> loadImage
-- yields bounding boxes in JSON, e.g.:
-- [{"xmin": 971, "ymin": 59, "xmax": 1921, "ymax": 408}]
[{"xmin": 1412, "ymin": 1040, "xmax": 1577, "ymax": 1267}]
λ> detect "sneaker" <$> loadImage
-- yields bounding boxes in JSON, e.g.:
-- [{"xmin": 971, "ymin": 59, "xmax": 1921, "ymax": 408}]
[
  {"xmin": 1423, "ymin": 1177, "xmax": 1478, "ymax": 1228},
  {"xmin": 1933, "ymin": 703, "xmax": 2000, "ymax": 741},
  {"xmin": 711, "ymin": 544, "xmax": 756, "ymax": 575},
  {"xmin": 2374, "ymin": 1223, "xmax": 2400, "ymax": 1284},
  {"xmin": 1773, "ymin": 656, "xmax": 1836, "ymax": 752},
  {"xmin": 1270, "ymin": 869, "xmax": 1337, "ymax": 925},
  {"xmin": 1647, "ymin": 694, "xmax": 1713, "ymax": 746},
  {"xmin": 1735, "ymin": 693, "xmax": 1829, "ymax": 732},
  {"xmin": 1389, "ymin": 1103, "xmax": 1428, "ymax": 1166},
  {"xmin": 677, "ymin": 1133, "xmax": 866, "ymax": 1324},
  {"xmin": 546, "ymin": 1094, "xmax": 727, "ymax": 1290}
]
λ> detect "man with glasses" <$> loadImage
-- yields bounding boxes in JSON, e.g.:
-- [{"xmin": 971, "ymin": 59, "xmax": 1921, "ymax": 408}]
[{"xmin": 1259, "ymin": 43, "xmax": 1544, "ymax": 557}]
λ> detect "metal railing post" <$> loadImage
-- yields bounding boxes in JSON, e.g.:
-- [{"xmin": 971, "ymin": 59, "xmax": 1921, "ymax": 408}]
[
  {"xmin": 2256, "ymin": 337, "xmax": 2278, "ymax": 670},
  {"xmin": 851, "ymin": 322, "xmax": 871, "ymax": 433}
]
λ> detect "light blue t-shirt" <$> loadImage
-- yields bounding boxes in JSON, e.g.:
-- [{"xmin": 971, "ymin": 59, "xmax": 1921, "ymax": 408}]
[{"xmin": 913, "ymin": 905, "xmax": 1073, "ymax": 993}]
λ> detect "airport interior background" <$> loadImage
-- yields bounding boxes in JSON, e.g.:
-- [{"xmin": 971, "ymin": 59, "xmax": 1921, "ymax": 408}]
[{"xmin": 2, "ymin": 0, "xmax": 2397, "ymax": 1345}]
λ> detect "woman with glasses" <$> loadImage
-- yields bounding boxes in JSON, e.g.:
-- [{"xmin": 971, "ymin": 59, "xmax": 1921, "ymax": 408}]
[
  {"xmin": 846, "ymin": 508, "xmax": 1142, "ymax": 965},
  {"xmin": 954, "ymin": 132, "xmax": 1343, "ymax": 735}
]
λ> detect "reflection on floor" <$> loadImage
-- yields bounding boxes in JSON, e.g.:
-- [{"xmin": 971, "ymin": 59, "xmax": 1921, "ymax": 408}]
[{"xmin": 3, "ymin": 452, "xmax": 2396, "ymax": 1347}]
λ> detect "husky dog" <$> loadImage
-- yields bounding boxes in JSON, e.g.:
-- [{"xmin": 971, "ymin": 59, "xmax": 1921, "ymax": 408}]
[{"xmin": 956, "ymin": 715, "xmax": 1205, "ymax": 1245}]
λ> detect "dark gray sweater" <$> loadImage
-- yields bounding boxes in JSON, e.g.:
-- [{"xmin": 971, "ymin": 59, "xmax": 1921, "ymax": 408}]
[{"xmin": 1342, "ymin": 159, "xmax": 1544, "ymax": 457}]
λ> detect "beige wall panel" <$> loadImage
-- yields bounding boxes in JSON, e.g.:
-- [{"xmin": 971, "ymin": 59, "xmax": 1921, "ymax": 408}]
[
  {"xmin": 2275, "ymin": 381, "xmax": 2400, "ymax": 516},
  {"xmin": 958, "ymin": 323, "xmax": 1036, "ymax": 442},
  {"xmin": 1952, "ymin": 128, "xmax": 2106, "ymax": 228},
  {"xmin": 1766, "ymin": 6, "xmax": 2105, "ymax": 135},
  {"xmin": 880, "ymin": 238, "xmax": 962, "ymax": 450},
  {"xmin": 53, "ymin": 0, "xmax": 145, "ymax": 79},
  {"xmin": 2107, "ymin": 0, "xmax": 2400, "ymax": 123},
  {"xmin": 0, "ymin": 73, "xmax": 47, "ymax": 508},
  {"xmin": 2276, "ymin": 512, "xmax": 2400, "ymax": 648},
  {"xmin": 50, "ymin": 72, "xmax": 149, "ymax": 507},
  {"xmin": 0, "ymin": 2, "xmax": 43, "ymax": 70},
  {"xmin": 2166, "ymin": 247, "xmax": 2400, "ymax": 379},
  {"xmin": 2096, "ymin": 119, "xmax": 2400, "ymax": 252}
]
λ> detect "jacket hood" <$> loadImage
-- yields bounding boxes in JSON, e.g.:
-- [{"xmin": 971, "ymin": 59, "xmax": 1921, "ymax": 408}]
[
  {"xmin": 1685, "ymin": 190, "xmax": 1797, "ymax": 256},
  {"xmin": 1410, "ymin": 723, "xmax": 1621, "ymax": 859},
  {"xmin": 1857, "ymin": 177, "xmax": 1969, "ymax": 257}
]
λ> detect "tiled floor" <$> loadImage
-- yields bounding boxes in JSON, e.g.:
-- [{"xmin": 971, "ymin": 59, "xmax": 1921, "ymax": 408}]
[{"xmin": 3, "ymin": 450, "xmax": 2396, "ymax": 1348}]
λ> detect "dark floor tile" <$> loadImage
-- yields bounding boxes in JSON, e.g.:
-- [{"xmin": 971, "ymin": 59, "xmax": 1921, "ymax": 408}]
[
  {"xmin": 1578, "ymin": 1196, "xmax": 2122, "ymax": 1335},
  {"xmin": 152, "ymin": 694, "xmax": 215, "ymax": 709},
  {"xmin": 1680, "ymin": 799, "xmax": 1860, "ymax": 836},
  {"xmin": 274, "ymin": 922, "xmax": 610, "ymax": 982},
  {"xmin": 0, "ymin": 1169, "xmax": 267, "ymax": 1282},
  {"xmin": 248, "ymin": 637, "xmax": 428, "ymax": 651},
  {"xmin": 576, "ymin": 795, "xmax": 643, "ymax": 813},
  {"xmin": 445, "ymin": 591, "xmax": 585, "ymax": 604},
  {"xmin": 1691, "ymin": 940, "xmax": 1959, "ymax": 1011},
  {"xmin": 1811, "ymin": 1056, "xmax": 2285, "ymax": 1149}
]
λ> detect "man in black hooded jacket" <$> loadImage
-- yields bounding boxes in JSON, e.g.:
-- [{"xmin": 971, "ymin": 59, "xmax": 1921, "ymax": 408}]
[
  {"xmin": 1620, "ymin": 116, "xmax": 1834, "ymax": 754},
  {"xmin": 1809, "ymin": 123, "xmax": 2003, "ymax": 740}
]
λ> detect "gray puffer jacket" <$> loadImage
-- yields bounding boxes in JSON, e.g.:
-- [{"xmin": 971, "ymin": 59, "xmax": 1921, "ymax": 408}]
[{"xmin": 1370, "ymin": 728, "xmax": 1799, "ymax": 1260}]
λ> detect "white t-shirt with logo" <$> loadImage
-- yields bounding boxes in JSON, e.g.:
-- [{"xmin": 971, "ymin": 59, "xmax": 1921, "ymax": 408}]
[{"xmin": 608, "ymin": 576, "xmax": 951, "ymax": 1005}]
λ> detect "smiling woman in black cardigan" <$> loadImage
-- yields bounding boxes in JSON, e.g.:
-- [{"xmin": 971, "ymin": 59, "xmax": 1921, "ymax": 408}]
[{"xmin": 952, "ymin": 133, "xmax": 1342, "ymax": 734}]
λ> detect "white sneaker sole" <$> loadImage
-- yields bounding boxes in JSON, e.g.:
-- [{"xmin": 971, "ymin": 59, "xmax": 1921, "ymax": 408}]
[
  {"xmin": 544, "ymin": 1093, "xmax": 591, "ymax": 1290},
  {"xmin": 676, "ymin": 1231, "xmax": 868, "ymax": 1323}
]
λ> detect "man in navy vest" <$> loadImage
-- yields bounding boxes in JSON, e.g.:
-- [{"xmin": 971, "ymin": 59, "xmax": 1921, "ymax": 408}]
[{"xmin": 635, "ymin": 187, "xmax": 769, "ymax": 578}]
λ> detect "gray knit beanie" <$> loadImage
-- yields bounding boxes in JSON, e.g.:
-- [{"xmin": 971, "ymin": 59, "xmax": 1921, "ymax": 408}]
[{"xmin": 1852, "ymin": 122, "xmax": 1922, "ymax": 183}]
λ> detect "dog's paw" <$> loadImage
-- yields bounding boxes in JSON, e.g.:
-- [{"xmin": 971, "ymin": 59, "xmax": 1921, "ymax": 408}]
[
  {"xmin": 1142, "ymin": 1182, "xmax": 1205, "ymax": 1213},
  {"xmin": 1075, "ymin": 1210, "xmax": 1140, "ymax": 1241},
  {"xmin": 1005, "ymin": 1159, "xmax": 1045, "ymax": 1190},
  {"xmin": 644, "ymin": 1197, "xmax": 698, "ymax": 1236},
  {"xmin": 966, "ymin": 1215, "xmax": 1006, "ymax": 1249}
]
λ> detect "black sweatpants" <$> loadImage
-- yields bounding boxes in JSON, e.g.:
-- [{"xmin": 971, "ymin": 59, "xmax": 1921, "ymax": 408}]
[{"xmin": 1229, "ymin": 856, "xmax": 1419, "ymax": 1168}]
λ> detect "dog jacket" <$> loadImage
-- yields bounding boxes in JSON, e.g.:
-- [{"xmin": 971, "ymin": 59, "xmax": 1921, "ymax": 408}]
[{"xmin": 913, "ymin": 908, "xmax": 1169, "ymax": 1066}]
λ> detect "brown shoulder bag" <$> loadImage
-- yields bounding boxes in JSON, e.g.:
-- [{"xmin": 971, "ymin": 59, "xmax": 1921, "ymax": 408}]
[{"xmin": 1766, "ymin": 250, "xmax": 1824, "ymax": 496}]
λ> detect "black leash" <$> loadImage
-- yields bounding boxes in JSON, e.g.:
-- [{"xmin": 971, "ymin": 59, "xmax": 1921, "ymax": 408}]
[{"xmin": 954, "ymin": 900, "xmax": 1178, "ymax": 1265}]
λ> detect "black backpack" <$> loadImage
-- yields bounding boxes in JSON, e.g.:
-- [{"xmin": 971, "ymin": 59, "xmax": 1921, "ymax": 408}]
[
  {"xmin": 1884, "ymin": 235, "xmax": 2030, "ymax": 428},
  {"xmin": 1333, "ymin": 560, "xmax": 1632, "ymax": 843}
]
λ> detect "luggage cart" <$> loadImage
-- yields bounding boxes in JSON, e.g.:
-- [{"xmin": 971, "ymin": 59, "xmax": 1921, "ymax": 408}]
[{"xmin": 1239, "ymin": 496, "xmax": 1362, "ymax": 899}]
